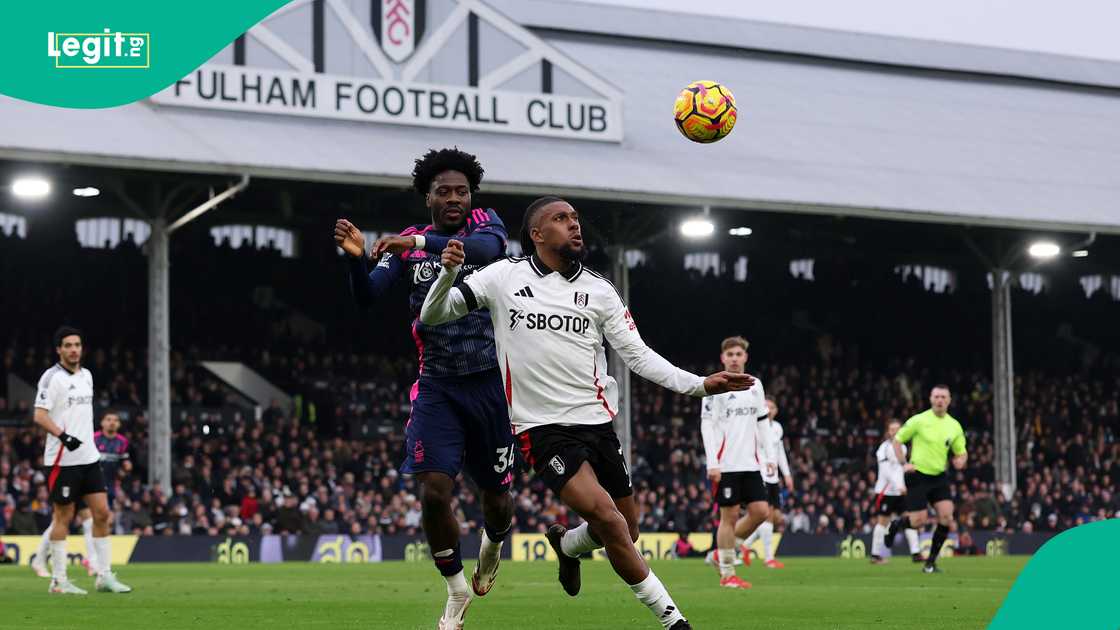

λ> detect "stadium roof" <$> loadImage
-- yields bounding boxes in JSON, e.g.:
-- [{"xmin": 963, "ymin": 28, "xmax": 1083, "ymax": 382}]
[{"xmin": 1, "ymin": 0, "xmax": 1119, "ymax": 233}]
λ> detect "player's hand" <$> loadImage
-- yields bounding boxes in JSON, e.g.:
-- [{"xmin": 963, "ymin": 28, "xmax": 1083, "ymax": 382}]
[
  {"xmin": 441, "ymin": 240, "xmax": 465, "ymax": 270},
  {"xmin": 702, "ymin": 371, "xmax": 755, "ymax": 395},
  {"xmin": 952, "ymin": 454, "xmax": 967, "ymax": 470},
  {"xmin": 903, "ymin": 463, "xmax": 915, "ymax": 473},
  {"xmin": 784, "ymin": 475, "xmax": 794, "ymax": 492},
  {"xmin": 372, "ymin": 235, "xmax": 417, "ymax": 259},
  {"xmin": 334, "ymin": 219, "xmax": 366, "ymax": 258},
  {"xmin": 58, "ymin": 432, "xmax": 82, "ymax": 451},
  {"xmin": 707, "ymin": 469, "xmax": 721, "ymax": 485}
]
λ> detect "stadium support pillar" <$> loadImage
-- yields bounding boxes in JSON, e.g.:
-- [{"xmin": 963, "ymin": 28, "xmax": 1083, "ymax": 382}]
[
  {"xmin": 133, "ymin": 175, "xmax": 249, "ymax": 491},
  {"xmin": 991, "ymin": 269, "xmax": 1016, "ymax": 501},
  {"xmin": 608, "ymin": 245, "xmax": 632, "ymax": 472},
  {"xmin": 147, "ymin": 215, "xmax": 172, "ymax": 492}
]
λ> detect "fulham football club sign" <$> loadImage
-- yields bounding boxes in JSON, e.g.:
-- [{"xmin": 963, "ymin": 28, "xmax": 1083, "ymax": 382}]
[{"xmin": 152, "ymin": 0, "xmax": 623, "ymax": 142}]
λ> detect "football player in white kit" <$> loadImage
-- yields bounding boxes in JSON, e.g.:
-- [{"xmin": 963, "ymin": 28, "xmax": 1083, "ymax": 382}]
[
  {"xmin": 741, "ymin": 395, "xmax": 793, "ymax": 568},
  {"xmin": 421, "ymin": 197, "xmax": 755, "ymax": 629},
  {"xmin": 33, "ymin": 327, "xmax": 131, "ymax": 594},
  {"xmin": 870, "ymin": 420, "xmax": 922, "ymax": 563},
  {"xmin": 700, "ymin": 336, "xmax": 774, "ymax": 589}
]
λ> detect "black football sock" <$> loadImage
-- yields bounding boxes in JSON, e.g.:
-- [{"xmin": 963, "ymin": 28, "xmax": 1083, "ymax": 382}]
[
  {"xmin": 886, "ymin": 516, "xmax": 910, "ymax": 547},
  {"xmin": 927, "ymin": 524, "xmax": 949, "ymax": 564},
  {"xmin": 433, "ymin": 544, "xmax": 464, "ymax": 577},
  {"xmin": 483, "ymin": 521, "xmax": 512, "ymax": 544}
]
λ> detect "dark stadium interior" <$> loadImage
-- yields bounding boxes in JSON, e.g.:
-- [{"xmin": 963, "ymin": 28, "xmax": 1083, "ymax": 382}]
[{"xmin": 1, "ymin": 166, "xmax": 1117, "ymax": 541}]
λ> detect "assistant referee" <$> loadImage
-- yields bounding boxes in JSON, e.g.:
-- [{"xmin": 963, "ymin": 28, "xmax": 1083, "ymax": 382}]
[{"xmin": 886, "ymin": 384, "xmax": 967, "ymax": 573}]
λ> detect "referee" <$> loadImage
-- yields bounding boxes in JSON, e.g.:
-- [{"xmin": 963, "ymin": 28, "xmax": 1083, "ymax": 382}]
[{"xmin": 886, "ymin": 384, "xmax": 967, "ymax": 573}]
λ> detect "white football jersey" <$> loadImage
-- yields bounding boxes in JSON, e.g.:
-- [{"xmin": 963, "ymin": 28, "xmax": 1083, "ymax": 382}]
[
  {"xmin": 422, "ymin": 254, "xmax": 707, "ymax": 433},
  {"xmin": 35, "ymin": 364, "xmax": 100, "ymax": 467},
  {"xmin": 759, "ymin": 418, "xmax": 791, "ymax": 484},
  {"xmin": 700, "ymin": 379, "xmax": 773, "ymax": 473},
  {"xmin": 874, "ymin": 440, "xmax": 907, "ymax": 496}
]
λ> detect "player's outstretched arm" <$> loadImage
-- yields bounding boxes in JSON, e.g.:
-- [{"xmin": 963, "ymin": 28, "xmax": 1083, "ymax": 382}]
[
  {"xmin": 372, "ymin": 210, "xmax": 508, "ymax": 264},
  {"xmin": 336, "ymin": 219, "xmax": 404, "ymax": 308},
  {"xmin": 417, "ymin": 210, "xmax": 507, "ymax": 263},
  {"xmin": 701, "ymin": 371, "xmax": 756, "ymax": 395},
  {"xmin": 419, "ymin": 240, "xmax": 472, "ymax": 325},
  {"xmin": 599, "ymin": 292, "xmax": 754, "ymax": 396}
]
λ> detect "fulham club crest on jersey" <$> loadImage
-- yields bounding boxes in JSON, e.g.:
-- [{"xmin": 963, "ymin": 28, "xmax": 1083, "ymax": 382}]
[
  {"xmin": 374, "ymin": 0, "xmax": 426, "ymax": 63},
  {"xmin": 574, "ymin": 292, "xmax": 589, "ymax": 309}
]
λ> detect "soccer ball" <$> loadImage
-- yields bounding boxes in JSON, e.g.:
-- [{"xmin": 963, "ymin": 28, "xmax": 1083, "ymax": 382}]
[{"xmin": 673, "ymin": 80, "xmax": 738, "ymax": 143}]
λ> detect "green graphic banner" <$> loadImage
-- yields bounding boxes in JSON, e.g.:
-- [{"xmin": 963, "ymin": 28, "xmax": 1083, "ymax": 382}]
[
  {"xmin": 988, "ymin": 519, "xmax": 1119, "ymax": 629},
  {"xmin": 0, "ymin": 0, "xmax": 289, "ymax": 108}
]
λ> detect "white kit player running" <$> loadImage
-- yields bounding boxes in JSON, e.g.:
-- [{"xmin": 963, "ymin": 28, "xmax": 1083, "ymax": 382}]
[
  {"xmin": 421, "ymin": 196, "xmax": 754, "ymax": 630},
  {"xmin": 32, "ymin": 327, "xmax": 131, "ymax": 595},
  {"xmin": 870, "ymin": 420, "xmax": 921, "ymax": 563},
  {"xmin": 700, "ymin": 336, "xmax": 774, "ymax": 590},
  {"xmin": 742, "ymin": 395, "xmax": 793, "ymax": 569}
]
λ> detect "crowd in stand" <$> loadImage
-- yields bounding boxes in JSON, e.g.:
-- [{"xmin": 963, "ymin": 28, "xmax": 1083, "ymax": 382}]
[
  {"xmin": 2, "ymin": 219, "xmax": 1118, "ymax": 541},
  {"xmin": 2, "ymin": 347, "xmax": 1116, "ymax": 540}
]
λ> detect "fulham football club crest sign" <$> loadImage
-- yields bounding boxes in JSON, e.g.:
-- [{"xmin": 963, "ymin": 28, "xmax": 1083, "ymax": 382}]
[
  {"xmin": 374, "ymin": 0, "xmax": 426, "ymax": 63},
  {"xmin": 153, "ymin": 0, "xmax": 623, "ymax": 142}
]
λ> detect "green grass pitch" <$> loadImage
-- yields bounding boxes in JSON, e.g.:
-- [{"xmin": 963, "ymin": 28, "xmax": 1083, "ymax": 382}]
[{"xmin": 2, "ymin": 557, "xmax": 1025, "ymax": 629}]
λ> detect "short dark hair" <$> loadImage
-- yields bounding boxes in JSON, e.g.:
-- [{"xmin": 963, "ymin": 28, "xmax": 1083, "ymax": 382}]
[
  {"xmin": 519, "ymin": 196, "xmax": 568, "ymax": 254},
  {"xmin": 53, "ymin": 326, "xmax": 82, "ymax": 348},
  {"xmin": 411, "ymin": 147, "xmax": 484, "ymax": 195},
  {"xmin": 932, "ymin": 384, "xmax": 951, "ymax": 393}
]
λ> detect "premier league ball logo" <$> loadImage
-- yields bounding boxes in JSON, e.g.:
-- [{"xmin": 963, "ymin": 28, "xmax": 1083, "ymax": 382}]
[{"xmin": 374, "ymin": 0, "xmax": 426, "ymax": 63}]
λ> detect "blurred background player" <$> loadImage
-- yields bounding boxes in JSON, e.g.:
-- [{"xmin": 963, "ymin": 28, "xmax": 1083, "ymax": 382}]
[
  {"xmin": 741, "ymin": 394, "xmax": 793, "ymax": 569},
  {"xmin": 335, "ymin": 148, "xmax": 514, "ymax": 630},
  {"xmin": 886, "ymin": 385, "xmax": 968, "ymax": 573},
  {"xmin": 421, "ymin": 197, "xmax": 754, "ymax": 630},
  {"xmin": 93, "ymin": 411, "xmax": 129, "ymax": 511},
  {"xmin": 32, "ymin": 327, "xmax": 131, "ymax": 594},
  {"xmin": 700, "ymin": 336, "xmax": 774, "ymax": 589},
  {"xmin": 31, "ymin": 410, "xmax": 129, "ymax": 579},
  {"xmin": 870, "ymin": 420, "xmax": 921, "ymax": 563}
]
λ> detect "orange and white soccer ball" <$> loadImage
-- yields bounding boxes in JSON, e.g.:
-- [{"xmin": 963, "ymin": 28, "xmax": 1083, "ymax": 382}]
[{"xmin": 673, "ymin": 80, "xmax": 738, "ymax": 143}]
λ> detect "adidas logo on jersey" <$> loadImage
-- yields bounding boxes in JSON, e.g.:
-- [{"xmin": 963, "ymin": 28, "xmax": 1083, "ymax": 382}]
[{"xmin": 513, "ymin": 286, "xmax": 535, "ymax": 298}]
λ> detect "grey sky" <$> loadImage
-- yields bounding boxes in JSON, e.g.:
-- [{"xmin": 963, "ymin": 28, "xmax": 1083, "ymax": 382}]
[{"xmin": 572, "ymin": 0, "xmax": 1120, "ymax": 61}]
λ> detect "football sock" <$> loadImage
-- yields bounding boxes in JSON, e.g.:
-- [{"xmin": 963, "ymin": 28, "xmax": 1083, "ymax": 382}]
[
  {"xmin": 886, "ymin": 515, "xmax": 910, "ymax": 547},
  {"xmin": 50, "ymin": 541, "xmax": 68, "ymax": 581},
  {"xmin": 82, "ymin": 519, "xmax": 98, "ymax": 569},
  {"xmin": 759, "ymin": 521, "xmax": 775, "ymax": 561},
  {"xmin": 905, "ymin": 528, "xmax": 920, "ymax": 555},
  {"xmin": 560, "ymin": 522, "xmax": 602, "ymax": 558},
  {"xmin": 717, "ymin": 549, "xmax": 735, "ymax": 579},
  {"xmin": 442, "ymin": 570, "xmax": 470, "ymax": 619},
  {"xmin": 35, "ymin": 527, "xmax": 51, "ymax": 564},
  {"xmin": 433, "ymin": 545, "xmax": 463, "ymax": 577},
  {"xmin": 93, "ymin": 536, "xmax": 112, "ymax": 576},
  {"xmin": 928, "ymin": 524, "xmax": 949, "ymax": 564},
  {"xmin": 871, "ymin": 523, "xmax": 886, "ymax": 557},
  {"xmin": 483, "ymin": 521, "xmax": 511, "ymax": 544},
  {"xmin": 629, "ymin": 570, "xmax": 685, "ymax": 629}
]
